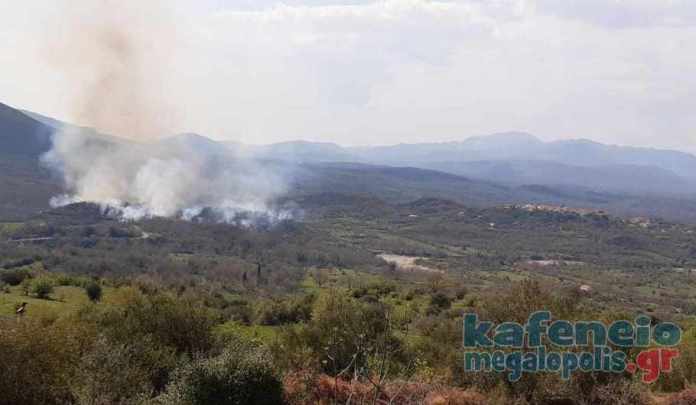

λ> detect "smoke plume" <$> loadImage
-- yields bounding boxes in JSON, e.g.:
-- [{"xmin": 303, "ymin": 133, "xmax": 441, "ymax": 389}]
[{"xmin": 40, "ymin": 1, "xmax": 292, "ymax": 224}]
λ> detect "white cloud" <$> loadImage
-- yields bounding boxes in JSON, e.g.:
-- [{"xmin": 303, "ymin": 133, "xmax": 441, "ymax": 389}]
[
  {"xmin": 0, "ymin": 0, "xmax": 694, "ymax": 151},
  {"xmin": 532, "ymin": 0, "xmax": 696, "ymax": 28}
]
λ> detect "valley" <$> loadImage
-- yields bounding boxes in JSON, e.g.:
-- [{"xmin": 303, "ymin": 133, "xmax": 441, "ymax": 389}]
[{"xmin": 3, "ymin": 101, "xmax": 696, "ymax": 404}]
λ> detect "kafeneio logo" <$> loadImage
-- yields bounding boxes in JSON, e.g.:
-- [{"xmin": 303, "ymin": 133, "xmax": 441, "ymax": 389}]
[{"xmin": 463, "ymin": 311, "xmax": 681, "ymax": 383}]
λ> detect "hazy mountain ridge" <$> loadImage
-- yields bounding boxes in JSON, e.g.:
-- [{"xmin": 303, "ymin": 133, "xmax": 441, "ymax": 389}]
[
  {"xmin": 250, "ymin": 132, "xmax": 696, "ymax": 195},
  {"xmin": 0, "ymin": 102, "xmax": 53, "ymax": 157},
  {"xmin": 2, "ymin": 101, "xmax": 696, "ymax": 222}
]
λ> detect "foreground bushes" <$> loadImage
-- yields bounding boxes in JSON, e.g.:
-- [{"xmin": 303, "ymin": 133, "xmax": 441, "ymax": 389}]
[
  {"xmin": 668, "ymin": 388, "xmax": 696, "ymax": 405},
  {"xmin": 157, "ymin": 339, "xmax": 283, "ymax": 405},
  {"xmin": 0, "ymin": 268, "xmax": 29, "ymax": 286},
  {"xmin": 0, "ymin": 317, "xmax": 92, "ymax": 405},
  {"xmin": 273, "ymin": 290, "xmax": 406, "ymax": 377},
  {"xmin": 2, "ymin": 278, "xmax": 696, "ymax": 405},
  {"xmin": 71, "ymin": 336, "xmax": 166, "ymax": 404},
  {"xmin": 85, "ymin": 281, "xmax": 103, "ymax": 302},
  {"xmin": 30, "ymin": 277, "xmax": 55, "ymax": 299},
  {"xmin": 284, "ymin": 372, "xmax": 488, "ymax": 405},
  {"xmin": 97, "ymin": 290, "xmax": 217, "ymax": 356}
]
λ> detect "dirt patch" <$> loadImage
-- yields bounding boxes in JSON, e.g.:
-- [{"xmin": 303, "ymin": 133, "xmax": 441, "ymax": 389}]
[
  {"xmin": 378, "ymin": 254, "xmax": 444, "ymax": 274},
  {"xmin": 525, "ymin": 260, "xmax": 585, "ymax": 267}
]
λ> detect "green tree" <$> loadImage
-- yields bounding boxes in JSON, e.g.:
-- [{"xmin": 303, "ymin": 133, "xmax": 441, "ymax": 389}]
[
  {"xmin": 85, "ymin": 282, "xmax": 103, "ymax": 302},
  {"xmin": 31, "ymin": 277, "xmax": 54, "ymax": 299}
]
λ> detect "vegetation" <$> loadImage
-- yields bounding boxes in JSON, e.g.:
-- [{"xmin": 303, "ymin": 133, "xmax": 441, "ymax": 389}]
[
  {"xmin": 30, "ymin": 277, "xmax": 54, "ymax": 299},
  {"xmin": 2, "ymin": 198, "xmax": 696, "ymax": 403},
  {"xmin": 157, "ymin": 339, "xmax": 283, "ymax": 405},
  {"xmin": 85, "ymin": 281, "xmax": 102, "ymax": 302}
]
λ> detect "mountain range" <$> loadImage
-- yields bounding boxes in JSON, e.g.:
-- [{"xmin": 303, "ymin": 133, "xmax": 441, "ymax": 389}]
[
  {"xmin": 239, "ymin": 132, "xmax": 696, "ymax": 196},
  {"xmin": 2, "ymin": 100, "xmax": 696, "ymax": 222}
]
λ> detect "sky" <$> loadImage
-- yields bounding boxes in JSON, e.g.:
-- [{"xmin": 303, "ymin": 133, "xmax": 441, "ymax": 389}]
[{"xmin": 0, "ymin": 0, "xmax": 694, "ymax": 151}]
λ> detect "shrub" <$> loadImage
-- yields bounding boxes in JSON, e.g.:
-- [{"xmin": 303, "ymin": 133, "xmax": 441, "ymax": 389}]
[
  {"xmin": 256, "ymin": 295, "xmax": 314, "ymax": 326},
  {"xmin": 2, "ymin": 257, "xmax": 35, "ymax": 270},
  {"xmin": 427, "ymin": 292, "xmax": 452, "ymax": 315},
  {"xmin": 275, "ymin": 291, "xmax": 405, "ymax": 377},
  {"xmin": 0, "ymin": 268, "xmax": 30, "ymax": 286},
  {"xmin": 0, "ymin": 317, "xmax": 91, "ymax": 405},
  {"xmin": 455, "ymin": 287, "xmax": 468, "ymax": 300},
  {"xmin": 283, "ymin": 372, "xmax": 488, "ymax": 405},
  {"xmin": 668, "ymin": 388, "xmax": 696, "ymax": 405},
  {"xmin": 225, "ymin": 299, "xmax": 253, "ymax": 325},
  {"xmin": 55, "ymin": 274, "xmax": 89, "ymax": 287},
  {"xmin": 85, "ymin": 282, "xmax": 103, "ymax": 302},
  {"xmin": 657, "ymin": 325, "xmax": 696, "ymax": 392},
  {"xmin": 71, "ymin": 337, "xmax": 175, "ymax": 404},
  {"xmin": 157, "ymin": 338, "xmax": 283, "ymax": 405},
  {"xmin": 31, "ymin": 277, "xmax": 54, "ymax": 299},
  {"xmin": 99, "ymin": 292, "xmax": 217, "ymax": 356},
  {"xmin": 584, "ymin": 378, "xmax": 652, "ymax": 405}
]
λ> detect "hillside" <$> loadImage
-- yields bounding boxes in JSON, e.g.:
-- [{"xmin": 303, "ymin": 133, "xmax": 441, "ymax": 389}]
[
  {"xmin": 0, "ymin": 102, "xmax": 53, "ymax": 157},
  {"xmin": 0, "ymin": 102, "xmax": 60, "ymax": 219},
  {"xmin": 3, "ymin": 102, "xmax": 696, "ymax": 223},
  {"xmin": 252, "ymin": 134, "xmax": 696, "ymax": 196}
]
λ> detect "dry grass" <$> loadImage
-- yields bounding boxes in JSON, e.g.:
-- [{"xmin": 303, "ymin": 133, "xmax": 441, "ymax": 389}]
[{"xmin": 284, "ymin": 372, "xmax": 487, "ymax": 405}]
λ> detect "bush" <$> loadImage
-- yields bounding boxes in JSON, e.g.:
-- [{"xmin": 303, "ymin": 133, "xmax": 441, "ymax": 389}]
[
  {"xmin": 284, "ymin": 372, "xmax": 488, "ymax": 405},
  {"xmin": 455, "ymin": 287, "xmax": 468, "ymax": 300},
  {"xmin": 55, "ymin": 274, "xmax": 89, "ymax": 287},
  {"xmin": 584, "ymin": 378, "xmax": 651, "ymax": 405},
  {"xmin": 427, "ymin": 292, "xmax": 452, "ymax": 315},
  {"xmin": 157, "ymin": 339, "xmax": 283, "ymax": 405},
  {"xmin": 0, "ymin": 268, "xmax": 30, "ymax": 286},
  {"xmin": 225, "ymin": 299, "xmax": 253, "ymax": 325},
  {"xmin": 668, "ymin": 388, "xmax": 696, "ymax": 405},
  {"xmin": 31, "ymin": 277, "xmax": 54, "ymax": 299},
  {"xmin": 256, "ymin": 295, "xmax": 314, "ymax": 326},
  {"xmin": 99, "ymin": 292, "xmax": 217, "ymax": 356},
  {"xmin": 275, "ymin": 291, "xmax": 405, "ymax": 376},
  {"xmin": 657, "ymin": 325, "xmax": 696, "ymax": 392},
  {"xmin": 85, "ymin": 282, "xmax": 103, "ymax": 302},
  {"xmin": 70, "ymin": 336, "xmax": 159, "ymax": 404},
  {"xmin": 0, "ymin": 318, "xmax": 91, "ymax": 405},
  {"xmin": 2, "ymin": 257, "xmax": 35, "ymax": 270}
]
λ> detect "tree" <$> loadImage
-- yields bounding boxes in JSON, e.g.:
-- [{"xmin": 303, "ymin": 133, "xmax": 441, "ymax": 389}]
[
  {"xmin": 31, "ymin": 278, "xmax": 54, "ymax": 299},
  {"xmin": 85, "ymin": 282, "xmax": 103, "ymax": 302}
]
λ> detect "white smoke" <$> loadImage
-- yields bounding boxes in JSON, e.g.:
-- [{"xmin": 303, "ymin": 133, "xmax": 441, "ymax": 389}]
[
  {"xmin": 37, "ymin": 1, "xmax": 294, "ymax": 225},
  {"xmin": 42, "ymin": 128, "xmax": 293, "ymax": 225}
]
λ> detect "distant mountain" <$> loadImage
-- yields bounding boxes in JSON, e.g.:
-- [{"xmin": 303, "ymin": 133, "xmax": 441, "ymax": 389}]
[
  {"xmin": 245, "ymin": 133, "xmax": 696, "ymax": 196},
  {"xmin": 0, "ymin": 102, "xmax": 53, "ymax": 157},
  {"xmin": 538, "ymin": 139, "xmax": 696, "ymax": 179},
  {"xmin": 422, "ymin": 160, "xmax": 691, "ymax": 195},
  {"xmin": 21, "ymin": 109, "xmax": 126, "ymax": 146},
  {"xmin": 287, "ymin": 161, "xmax": 696, "ymax": 222},
  {"xmin": 0, "ymin": 102, "xmax": 61, "ymax": 219},
  {"xmin": 4, "ymin": 102, "xmax": 696, "ymax": 222},
  {"xmin": 351, "ymin": 132, "xmax": 547, "ymax": 164},
  {"xmin": 160, "ymin": 133, "xmax": 231, "ymax": 156},
  {"xmin": 288, "ymin": 162, "xmax": 517, "ymax": 207},
  {"xmin": 241, "ymin": 140, "xmax": 355, "ymax": 163},
  {"xmin": 20, "ymin": 109, "xmax": 67, "ymax": 131}
]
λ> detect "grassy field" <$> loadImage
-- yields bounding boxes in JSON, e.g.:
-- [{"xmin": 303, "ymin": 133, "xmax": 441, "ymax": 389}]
[
  {"xmin": 0, "ymin": 222, "xmax": 23, "ymax": 237},
  {"xmin": 0, "ymin": 285, "xmax": 91, "ymax": 318}
]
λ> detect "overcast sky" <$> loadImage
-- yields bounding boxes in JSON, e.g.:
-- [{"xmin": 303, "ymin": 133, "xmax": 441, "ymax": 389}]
[{"xmin": 0, "ymin": 0, "xmax": 695, "ymax": 150}]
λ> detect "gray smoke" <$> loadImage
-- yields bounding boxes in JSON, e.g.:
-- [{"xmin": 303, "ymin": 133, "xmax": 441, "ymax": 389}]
[
  {"xmin": 40, "ymin": 1, "xmax": 293, "ymax": 224},
  {"xmin": 42, "ymin": 131, "xmax": 293, "ymax": 224}
]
